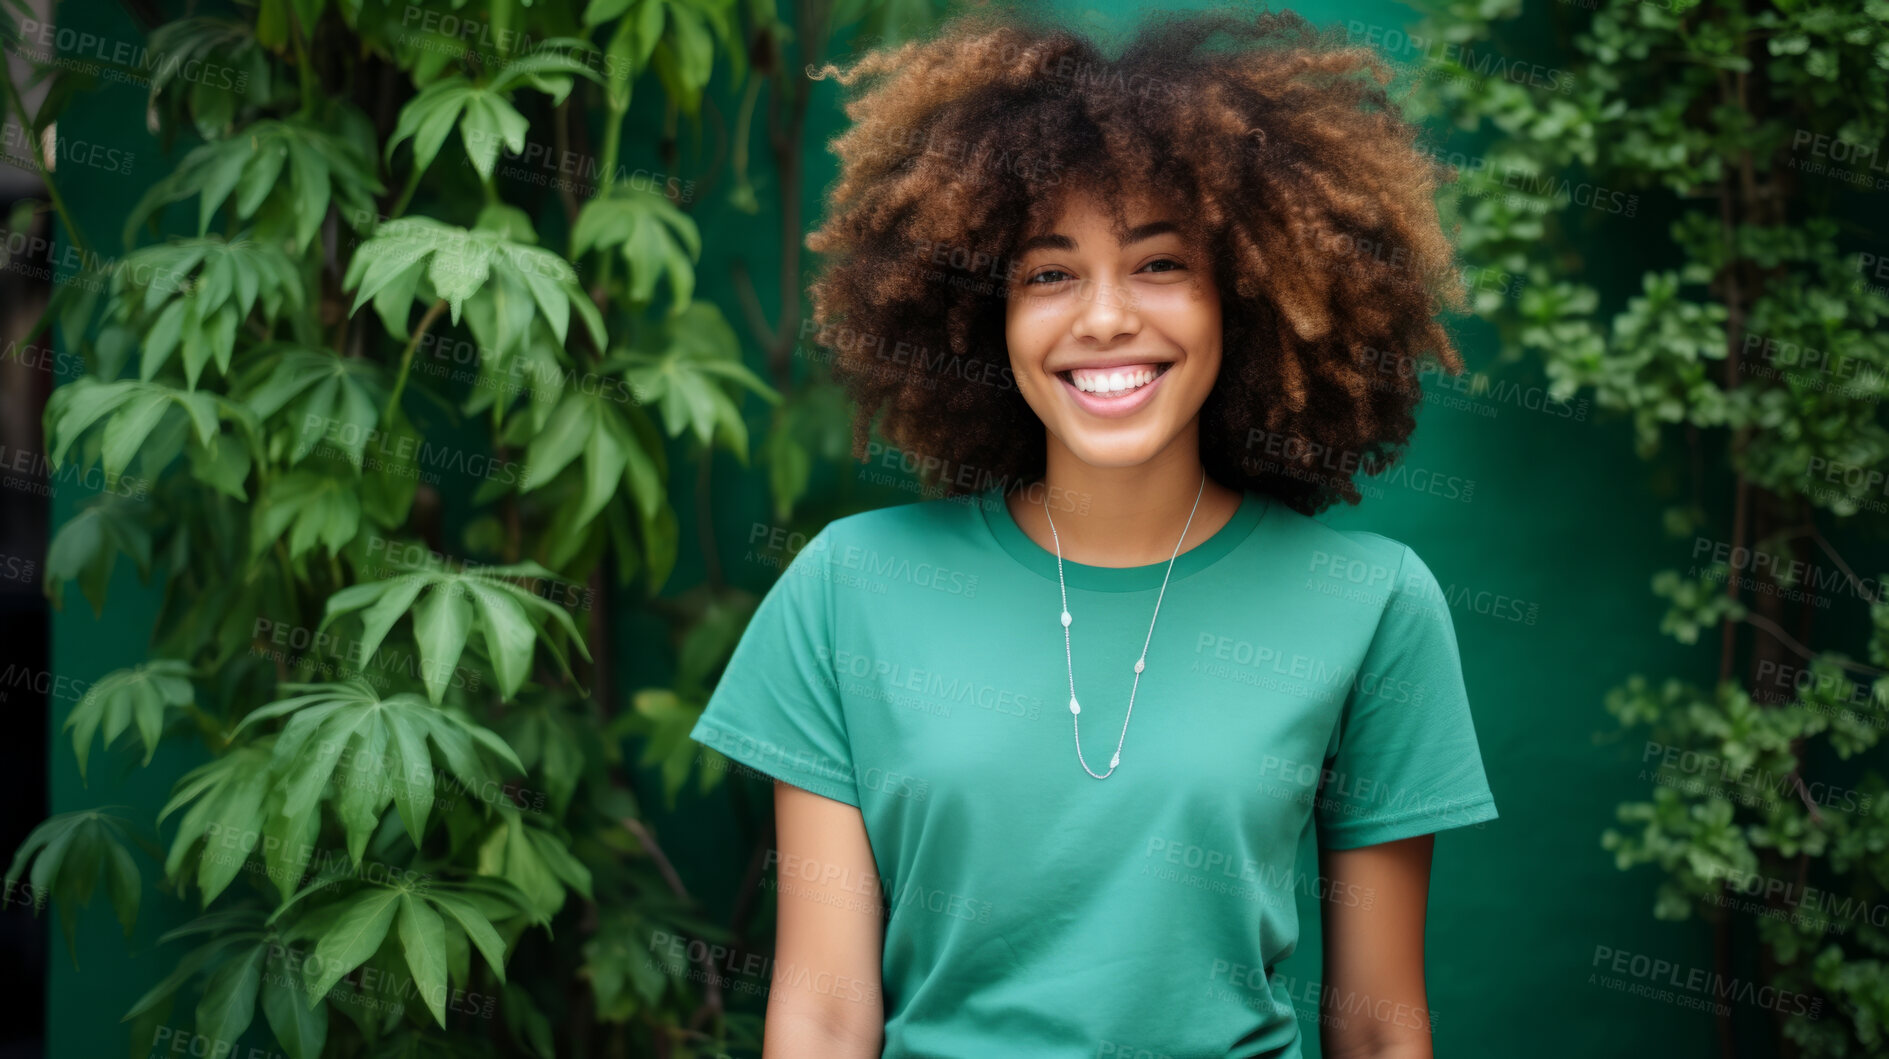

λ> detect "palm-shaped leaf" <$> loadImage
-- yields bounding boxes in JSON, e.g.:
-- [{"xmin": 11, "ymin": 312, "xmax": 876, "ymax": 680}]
[
  {"xmin": 385, "ymin": 48, "xmax": 600, "ymax": 182},
  {"xmin": 283, "ymin": 873, "xmax": 520, "ymax": 1018},
  {"xmin": 232, "ymin": 679, "xmax": 526, "ymax": 856},
  {"xmin": 237, "ymin": 345, "xmax": 391, "ymax": 469},
  {"xmin": 159, "ymin": 742, "xmax": 279, "ymax": 905},
  {"xmin": 43, "ymin": 492, "xmax": 153, "ymax": 615},
  {"xmin": 107, "ymin": 236, "xmax": 305, "ymax": 389},
  {"xmin": 475, "ymin": 808, "xmax": 593, "ymax": 921},
  {"xmin": 571, "ymin": 186, "xmax": 700, "ymax": 315},
  {"xmin": 65, "ymin": 659, "xmax": 194, "ymax": 782},
  {"xmin": 126, "ymin": 118, "xmax": 382, "ymax": 251},
  {"xmin": 142, "ymin": 18, "xmax": 271, "ymax": 140},
  {"xmin": 45, "ymin": 376, "xmax": 222, "ymax": 483},
  {"xmin": 320, "ymin": 551, "xmax": 595, "ymax": 702},
  {"xmin": 251, "ymin": 468, "xmax": 363, "ymax": 561},
  {"xmin": 4, "ymin": 810, "xmax": 144, "ymax": 958},
  {"xmin": 341, "ymin": 217, "xmax": 604, "ymax": 365},
  {"xmin": 610, "ymin": 301, "xmax": 779, "ymax": 454}
]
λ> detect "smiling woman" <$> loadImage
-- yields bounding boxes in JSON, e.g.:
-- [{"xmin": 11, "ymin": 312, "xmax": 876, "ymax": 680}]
[
  {"xmin": 800, "ymin": 2, "xmax": 1469, "ymax": 519},
  {"xmin": 688, "ymin": 3, "xmax": 1497, "ymax": 1058}
]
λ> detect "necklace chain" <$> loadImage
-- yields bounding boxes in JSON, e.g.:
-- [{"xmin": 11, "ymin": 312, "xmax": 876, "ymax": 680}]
[{"xmin": 1045, "ymin": 469, "xmax": 1208, "ymax": 779}]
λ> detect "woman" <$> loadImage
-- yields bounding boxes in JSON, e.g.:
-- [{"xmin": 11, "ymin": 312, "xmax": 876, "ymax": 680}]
[{"xmin": 689, "ymin": 4, "xmax": 1497, "ymax": 1056}]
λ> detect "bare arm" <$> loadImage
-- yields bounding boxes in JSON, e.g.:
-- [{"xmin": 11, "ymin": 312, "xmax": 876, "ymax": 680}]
[
  {"xmin": 763, "ymin": 780, "xmax": 886, "ymax": 1058},
  {"xmin": 1316, "ymin": 834, "xmax": 1436, "ymax": 1059}
]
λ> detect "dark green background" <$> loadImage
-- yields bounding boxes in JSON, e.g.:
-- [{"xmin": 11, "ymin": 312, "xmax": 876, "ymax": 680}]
[{"xmin": 39, "ymin": 1, "xmax": 1861, "ymax": 1056}]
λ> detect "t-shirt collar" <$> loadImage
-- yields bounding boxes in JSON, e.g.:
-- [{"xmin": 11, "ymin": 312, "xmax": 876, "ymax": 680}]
[{"xmin": 974, "ymin": 484, "xmax": 1269, "ymax": 593}]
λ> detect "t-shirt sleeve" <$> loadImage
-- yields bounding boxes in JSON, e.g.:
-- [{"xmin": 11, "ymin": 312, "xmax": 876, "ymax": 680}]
[
  {"xmin": 1315, "ymin": 542, "xmax": 1498, "ymax": 850},
  {"xmin": 688, "ymin": 524, "xmax": 860, "ymax": 807}
]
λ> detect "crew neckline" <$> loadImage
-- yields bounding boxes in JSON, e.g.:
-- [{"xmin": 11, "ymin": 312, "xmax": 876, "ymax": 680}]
[{"xmin": 974, "ymin": 484, "xmax": 1270, "ymax": 593}]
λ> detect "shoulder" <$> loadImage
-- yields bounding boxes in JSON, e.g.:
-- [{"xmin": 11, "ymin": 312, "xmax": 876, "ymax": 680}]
[
  {"xmin": 816, "ymin": 492, "xmax": 991, "ymax": 551},
  {"xmin": 1252, "ymin": 493, "xmax": 1417, "ymax": 588}
]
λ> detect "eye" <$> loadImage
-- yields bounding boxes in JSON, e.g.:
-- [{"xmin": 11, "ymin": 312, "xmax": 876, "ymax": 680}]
[
  {"xmin": 1026, "ymin": 268, "xmax": 1072, "ymax": 285},
  {"xmin": 1142, "ymin": 257, "xmax": 1185, "ymax": 274}
]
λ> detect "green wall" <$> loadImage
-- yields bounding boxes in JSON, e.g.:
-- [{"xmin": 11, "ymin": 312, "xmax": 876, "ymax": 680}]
[{"xmin": 42, "ymin": 1, "xmax": 1857, "ymax": 1056}]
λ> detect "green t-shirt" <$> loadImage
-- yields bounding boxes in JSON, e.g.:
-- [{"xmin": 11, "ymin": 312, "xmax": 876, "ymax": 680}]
[{"xmin": 689, "ymin": 485, "xmax": 1498, "ymax": 1058}]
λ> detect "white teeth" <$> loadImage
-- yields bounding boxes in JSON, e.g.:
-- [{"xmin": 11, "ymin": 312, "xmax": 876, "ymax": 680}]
[{"xmin": 1069, "ymin": 364, "xmax": 1165, "ymax": 394}]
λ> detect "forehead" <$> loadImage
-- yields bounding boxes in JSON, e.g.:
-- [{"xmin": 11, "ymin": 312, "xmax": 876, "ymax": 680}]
[{"xmin": 1018, "ymin": 187, "xmax": 1190, "ymax": 251}]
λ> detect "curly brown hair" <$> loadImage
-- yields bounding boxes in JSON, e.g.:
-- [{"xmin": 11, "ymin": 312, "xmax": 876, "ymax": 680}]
[{"xmin": 801, "ymin": 2, "xmax": 1468, "ymax": 516}]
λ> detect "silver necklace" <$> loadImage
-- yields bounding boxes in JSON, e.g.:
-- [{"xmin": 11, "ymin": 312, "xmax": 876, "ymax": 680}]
[{"xmin": 1045, "ymin": 469, "xmax": 1207, "ymax": 779}]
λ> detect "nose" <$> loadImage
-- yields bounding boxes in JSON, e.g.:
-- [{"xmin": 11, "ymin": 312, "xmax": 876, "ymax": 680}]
[{"xmin": 1069, "ymin": 274, "xmax": 1141, "ymax": 344}]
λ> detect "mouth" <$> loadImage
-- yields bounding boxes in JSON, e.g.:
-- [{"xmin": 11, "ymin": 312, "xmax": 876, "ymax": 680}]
[{"xmin": 1054, "ymin": 361, "xmax": 1174, "ymax": 418}]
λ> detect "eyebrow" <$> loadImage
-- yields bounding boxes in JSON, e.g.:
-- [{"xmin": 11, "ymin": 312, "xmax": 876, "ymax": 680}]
[{"xmin": 1014, "ymin": 220, "xmax": 1181, "ymax": 256}]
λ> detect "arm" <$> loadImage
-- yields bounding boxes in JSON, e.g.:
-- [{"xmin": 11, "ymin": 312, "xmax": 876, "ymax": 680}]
[
  {"xmin": 763, "ymin": 780, "xmax": 886, "ymax": 1058},
  {"xmin": 1316, "ymin": 833, "xmax": 1436, "ymax": 1059}
]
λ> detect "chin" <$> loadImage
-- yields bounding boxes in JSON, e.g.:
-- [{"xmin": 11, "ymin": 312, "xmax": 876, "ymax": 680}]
[{"xmin": 1057, "ymin": 432, "xmax": 1174, "ymax": 469}]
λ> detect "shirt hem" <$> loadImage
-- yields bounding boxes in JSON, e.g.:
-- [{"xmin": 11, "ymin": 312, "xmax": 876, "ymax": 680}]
[
  {"xmin": 1316, "ymin": 796, "xmax": 1498, "ymax": 850},
  {"xmin": 689, "ymin": 718, "xmax": 863, "ymax": 808}
]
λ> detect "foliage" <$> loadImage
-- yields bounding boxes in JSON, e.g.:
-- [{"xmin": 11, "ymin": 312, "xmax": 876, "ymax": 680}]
[
  {"xmin": 1407, "ymin": 0, "xmax": 1889, "ymax": 1053},
  {"xmin": 6, "ymin": 0, "xmax": 948, "ymax": 1055}
]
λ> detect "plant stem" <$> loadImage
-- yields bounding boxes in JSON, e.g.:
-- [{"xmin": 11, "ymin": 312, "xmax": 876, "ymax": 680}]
[
  {"xmin": 589, "ymin": 105, "xmax": 627, "ymax": 304},
  {"xmin": 0, "ymin": 75, "xmax": 91, "ymax": 259},
  {"xmin": 385, "ymin": 299, "xmax": 448, "ymax": 422},
  {"xmin": 289, "ymin": 6, "xmax": 318, "ymax": 120},
  {"xmin": 389, "ymin": 165, "xmax": 425, "ymax": 220}
]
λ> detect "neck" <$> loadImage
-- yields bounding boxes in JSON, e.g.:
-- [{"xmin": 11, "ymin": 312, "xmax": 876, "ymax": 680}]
[{"xmin": 1005, "ymin": 430, "xmax": 1244, "ymax": 568}]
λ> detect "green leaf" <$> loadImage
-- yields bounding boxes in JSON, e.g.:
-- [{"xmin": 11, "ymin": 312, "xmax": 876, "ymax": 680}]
[
  {"xmin": 65, "ymin": 660, "xmax": 194, "ymax": 782},
  {"xmin": 260, "ymin": 964, "xmax": 328, "ymax": 1059},
  {"xmin": 411, "ymin": 580, "xmax": 474, "ymax": 706},
  {"xmin": 233, "ymin": 680, "xmax": 522, "ymax": 852},
  {"xmin": 572, "ymin": 186, "xmax": 700, "ymax": 315},
  {"xmin": 398, "ymin": 893, "xmax": 449, "ymax": 1026},
  {"xmin": 195, "ymin": 939, "xmax": 267, "ymax": 1053},
  {"xmin": 426, "ymin": 890, "xmax": 508, "ymax": 982},
  {"xmin": 125, "ymin": 118, "xmax": 382, "ymax": 253},
  {"xmin": 304, "ymin": 887, "xmax": 401, "ymax": 1005}
]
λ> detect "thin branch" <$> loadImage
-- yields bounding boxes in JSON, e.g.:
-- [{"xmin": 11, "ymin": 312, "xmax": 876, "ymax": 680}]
[
  {"xmin": 384, "ymin": 298, "xmax": 448, "ymax": 421},
  {"xmin": 1741, "ymin": 610, "xmax": 1888, "ymax": 679}
]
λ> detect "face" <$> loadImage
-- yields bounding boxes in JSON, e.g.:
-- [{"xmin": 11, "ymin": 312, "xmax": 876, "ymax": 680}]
[{"xmin": 1004, "ymin": 186, "xmax": 1222, "ymax": 471}]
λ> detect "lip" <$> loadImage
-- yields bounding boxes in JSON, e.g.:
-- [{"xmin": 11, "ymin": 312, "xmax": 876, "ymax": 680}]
[{"xmin": 1056, "ymin": 362, "xmax": 1172, "ymax": 419}]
